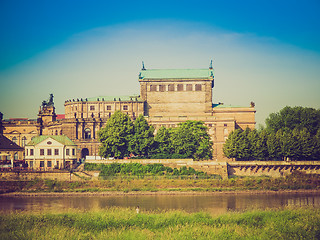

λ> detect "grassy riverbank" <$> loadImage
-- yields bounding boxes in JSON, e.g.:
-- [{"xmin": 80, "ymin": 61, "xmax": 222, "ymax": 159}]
[
  {"xmin": 0, "ymin": 207, "xmax": 319, "ymax": 239},
  {"xmin": 1, "ymin": 171, "xmax": 319, "ymax": 194}
]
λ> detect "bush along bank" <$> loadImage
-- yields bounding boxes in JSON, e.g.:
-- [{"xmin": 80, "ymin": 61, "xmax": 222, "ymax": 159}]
[{"xmin": 84, "ymin": 162, "xmax": 214, "ymax": 179}]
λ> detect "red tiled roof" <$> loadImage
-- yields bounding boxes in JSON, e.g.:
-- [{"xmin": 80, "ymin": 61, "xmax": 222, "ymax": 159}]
[{"xmin": 56, "ymin": 114, "xmax": 65, "ymax": 120}]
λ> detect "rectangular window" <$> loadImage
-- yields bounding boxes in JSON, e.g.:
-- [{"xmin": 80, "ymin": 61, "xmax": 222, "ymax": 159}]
[
  {"xmin": 195, "ymin": 84, "xmax": 202, "ymax": 91},
  {"xmin": 150, "ymin": 85, "xmax": 157, "ymax": 91},
  {"xmin": 72, "ymin": 149, "xmax": 75, "ymax": 156},
  {"xmin": 177, "ymin": 84, "xmax": 183, "ymax": 91},
  {"xmin": 55, "ymin": 149, "xmax": 59, "ymax": 155},
  {"xmin": 26, "ymin": 149, "xmax": 28, "ymax": 156},
  {"xmin": 56, "ymin": 161, "xmax": 59, "ymax": 169},
  {"xmin": 159, "ymin": 85, "xmax": 165, "ymax": 92},
  {"xmin": 29, "ymin": 161, "xmax": 33, "ymax": 168},
  {"xmin": 123, "ymin": 105, "xmax": 128, "ymax": 111},
  {"xmin": 40, "ymin": 161, "xmax": 44, "ymax": 168},
  {"xmin": 186, "ymin": 84, "xmax": 193, "ymax": 91},
  {"xmin": 66, "ymin": 149, "xmax": 70, "ymax": 156},
  {"xmin": 47, "ymin": 161, "xmax": 52, "ymax": 168},
  {"xmin": 106, "ymin": 105, "xmax": 111, "ymax": 110},
  {"xmin": 40, "ymin": 149, "xmax": 44, "ymax": 156},
  {"xmin": 168, "ymin": 84, "xmax": 175, "ymax": 91},
  {"xmin": 47, "ymin": 149, "xmax": 52, "ymax": 156},
  {"xmin": 224, "ymin": 128, "xmax": 228, "ymax": 135},
  {"xmin": 30, "ymin": 149, "xmax": 34, "ymax": 156},
  {"xmin": 90, "ymin": 105, "xmax": 95, "ymax": 111}
]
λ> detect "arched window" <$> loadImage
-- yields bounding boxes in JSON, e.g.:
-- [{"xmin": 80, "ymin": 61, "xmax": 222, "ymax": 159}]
[
  {"xmin": 55, "ymin": 130, "xmax": 58, "ymax": 135},
  {"xmin": 22, "ymin": 137, "xmax": 27, "ymax": 147},
  {"xmin": 81, "ymin": 148, "xmax": 89, "ymax": 159},
  {"xmin": 12, "ymin": 137, "xmax": 17, "ymax": 144},
  {"xmin": 14, "ymin": 153, "xmax": 18, "ymax": 160},
  {"xmin": 84, "ymin": 128, "xmax": 91, "ymax": 139}
]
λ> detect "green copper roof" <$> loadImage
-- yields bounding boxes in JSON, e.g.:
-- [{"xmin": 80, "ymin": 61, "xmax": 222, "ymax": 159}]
[
  {"xmin": 85, "ymin": 95, "xmax": 142, "ymax": 102},
  {"xmin": 27, "ymin": 135, "xmax": 76, "ymax": 146},
  {"xmin": 140, "ymin": 69, "xmax": 214, "ymax": 80}
]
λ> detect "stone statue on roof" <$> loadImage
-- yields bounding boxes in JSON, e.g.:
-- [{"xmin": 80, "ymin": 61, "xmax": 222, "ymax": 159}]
[{"xmin": 42, "ymin": 94, "xmax": 54, "ymax": 107}]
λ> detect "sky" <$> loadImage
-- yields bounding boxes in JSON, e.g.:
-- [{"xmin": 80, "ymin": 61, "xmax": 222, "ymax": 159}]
[{"xmin": 0, "ymin": 0, "xmax": 319, "ymax": 126}]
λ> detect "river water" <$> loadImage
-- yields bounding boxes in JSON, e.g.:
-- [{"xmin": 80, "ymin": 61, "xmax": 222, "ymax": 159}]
[{"xmin": 1, "ymin": 192, "xmax": 320, "ymax": 215}]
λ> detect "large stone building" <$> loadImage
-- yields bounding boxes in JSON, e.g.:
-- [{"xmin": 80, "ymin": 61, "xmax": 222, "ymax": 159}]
[{"xmin": 2, "ymin": 63, "xmax": 255, "ymax": 162}]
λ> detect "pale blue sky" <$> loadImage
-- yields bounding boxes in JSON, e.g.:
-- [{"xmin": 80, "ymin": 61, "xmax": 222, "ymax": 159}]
[{"xmin": 0, "ymin": 0, "xmax": 319, "ymax": 125}]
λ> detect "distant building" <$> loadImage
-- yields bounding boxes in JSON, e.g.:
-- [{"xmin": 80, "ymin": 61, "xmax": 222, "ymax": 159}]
[
  {"xmin": 0, "ymin": 134, "xmax": 24, "ymax": 168},
  {"xmin": 2, "ymin": 62, "xmax": 256, "ymax": 161},
  {"xmin": 25, "ymin": 135, "xmax": 77, "ymax": 170},
  {"xmin": 0, "ymin": 112, "xmax": 24, "ymax": 168}
]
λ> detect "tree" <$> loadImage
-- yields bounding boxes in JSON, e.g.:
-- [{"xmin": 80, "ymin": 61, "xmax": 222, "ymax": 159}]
[
  {"xmin": 254, "ymin": 129, "xmax": 269, "ymax": 160},
  {"xmin": 266, "ymin": 106, "xmax": 320, "ymax": 136},
  {"xmin": 98, "ymin": 111, "xmax": 134, "ymax": 159},
  {"xmin": 297, "ymin": 128, "xmax": 315, "ymax": 160},
  {"xmin": 154, "ymin": 126, "xmax": 175, "ymax": 156},
  {"xmin": 247, "ymin": 128, "xmax": 259, "ymax": 160},
  {"xmin": 314, "ymin": 129, "xmax": 320, "ymax": 159},
  {"xmin": 129, "ymin": 115, "xmax": 155, "ymax": 157},
  {"xmin": 154, "ymin": 121, "xmax": 213, "ymax": 160},
  {"xmin": 266, "ymin": 131, "xmax": 281, "ymax": 160},
  {"xmin": 279, "ymin": 130, "xmax": 296, "ymax": 161},
  {"xmin": 172, "ymin": 121, "xmax": 213, "ymax": 160},
  {"xmin": 223, "ymin": 129, "xmax": 245, "ymax": 159}
]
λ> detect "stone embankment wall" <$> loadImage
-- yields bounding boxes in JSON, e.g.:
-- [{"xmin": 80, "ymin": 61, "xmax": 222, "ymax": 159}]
[
  {"xmin": 228, "ymin": 161, "xmax": 320, "ymax": 178},
  {"xmin": 0, "ymin": 170, "xmax": 99, "ymax": 181},
  {"xmin": 86, "ymin": 159, "xmax": 320, "ymax": 178},
  {"xmin": 1, "ymin": 160, "xmax": 320, "ymax": 180}
]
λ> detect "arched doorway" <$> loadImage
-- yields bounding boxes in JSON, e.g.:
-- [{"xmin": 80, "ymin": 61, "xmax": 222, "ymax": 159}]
[{"xmin": 81, "ymin": 148, "xmax": 89, "ymax": 160}]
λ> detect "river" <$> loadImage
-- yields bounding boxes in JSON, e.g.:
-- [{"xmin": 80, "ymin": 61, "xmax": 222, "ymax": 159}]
[{"xmin": 1, "ymin": 192, "xmax": 320, "ymax": 215}]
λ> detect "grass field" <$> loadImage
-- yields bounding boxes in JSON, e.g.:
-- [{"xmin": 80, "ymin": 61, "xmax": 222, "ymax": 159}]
[
  {"xmin": 1, "ymin": 170, "xmax": 319, "ymax": 194},
  {"xmin": 0, "ymin": 207, "xmax": 319, "ymax": 239}
]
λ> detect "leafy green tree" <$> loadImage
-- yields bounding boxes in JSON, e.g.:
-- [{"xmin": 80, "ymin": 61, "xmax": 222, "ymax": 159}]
[
  {"xmin": 255, "ymin": 130, "xmax": 269, "ymax": 160},
  {"xmin": 279, "ymin": 130, "xmax": 297, "ymax": 161},
  {"xmin": 223, "ymin": 129, "xmax": 247, "ymax": 160},
  {"xmin": 267, "ymin": 131, "xmax": 281, "ymax": 160},
  {"xmin": 129, "ymin": 115, "xmax": 155, "ymax": 157},
  {"xmin": 266, "ymin": 106, "xmax": 320, "ymax": 136},
  {"xmin": 172, "ymin": 121, "xmax": 213, "ymax": 160},
  {"xmin": 247, "ymin": 128, "xmax": 259, "ymax": 160},
  {"xmin": 154, "ymin": 126, "xmax": 175, "ymax": 155},
  {"xmin": 98, "ymin": 111, "xmax": 134, "ymax": 159},
  {"xmin": 314, "ymin": 129, "xmax": 320, "ymax": 159},
  {"xmin": 297, "ymin": 128, "xmax": 315, "ymax": 160}
]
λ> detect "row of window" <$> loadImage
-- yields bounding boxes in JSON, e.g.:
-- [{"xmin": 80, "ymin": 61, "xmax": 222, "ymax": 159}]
[
  {"xmin": 89, "ymin": 105, "xmax": 128, "ymax": 111},
  {"xmin": 0, "ymin": 153, "xmax": 19, "ymax": 160},
  {"xmin": 26, "ymin": 148, "xmax": 75, "ymax": 156},
  {"xmin": 11, "ymin": 136, "xmax": 27, "ymax": 147},
  {"xmin": 28, "ymin": 160, "xmax": 58, "ymax": 168},
  {"xmin": 150, "ymin": 84, "xmax": 202, "ymax": 92}
]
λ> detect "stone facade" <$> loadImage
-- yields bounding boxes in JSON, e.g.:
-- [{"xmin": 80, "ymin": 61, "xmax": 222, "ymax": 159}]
[
  {"xmin": 25, "ymin": 135, "xmax": 77, "ymax": 170},
  {"xmin": 2, "ymin": 63, "xmax": 256, "ymax": 162}
]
